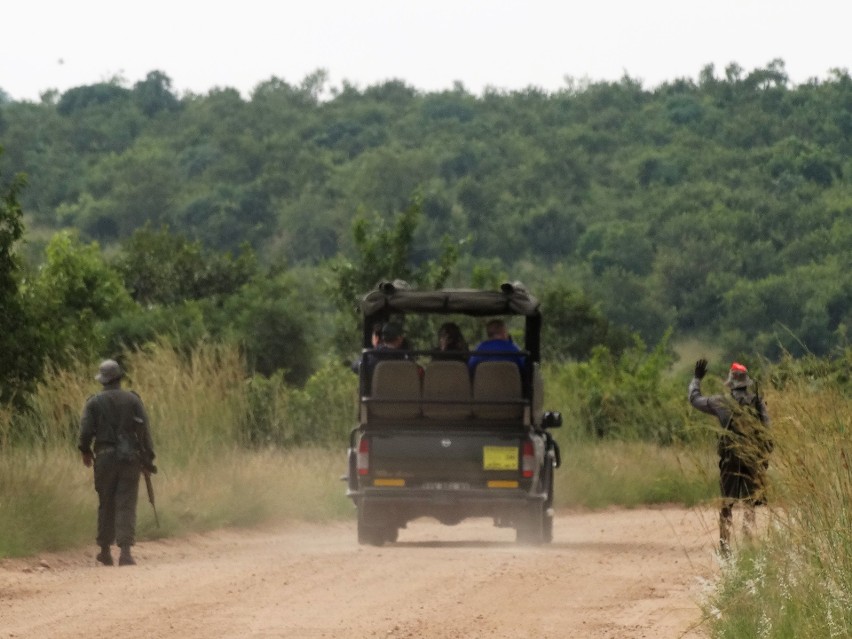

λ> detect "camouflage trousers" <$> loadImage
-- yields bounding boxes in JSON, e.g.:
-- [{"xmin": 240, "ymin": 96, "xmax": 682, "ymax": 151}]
[{"xmin": 93, "ymin": 449, "xmax": 141, "ymax": 548}]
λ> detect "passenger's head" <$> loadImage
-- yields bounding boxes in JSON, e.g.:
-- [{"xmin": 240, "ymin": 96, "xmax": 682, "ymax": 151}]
[
  {"xmin": 380, "ymin": 321, "xmax": 405, "ymax": 348},
  {"xmin": 438, "ymin": 322, "xmax": 467, "ymax": 351},
  {"xmin": 484, "ymin": 319, "xmax": 509, "ymax": 340}
]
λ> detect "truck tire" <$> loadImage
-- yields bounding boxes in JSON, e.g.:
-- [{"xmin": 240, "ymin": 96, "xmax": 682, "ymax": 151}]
[
  {"xmin": 357, "ymin": 521, "xmax": 385, "ymax": 546},
  {"xmin": 515, "ymin": 502, "xmax": 545, "ymax": 545},
  {"xmin": 357, "ymin": 508, "xmax": 397, "ymax": 546}
]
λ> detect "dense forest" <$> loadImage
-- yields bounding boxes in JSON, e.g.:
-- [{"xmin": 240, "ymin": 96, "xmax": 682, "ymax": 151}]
[{"xmin": 1, "ymin": 59, "xmax": 850, "ymax": 402}]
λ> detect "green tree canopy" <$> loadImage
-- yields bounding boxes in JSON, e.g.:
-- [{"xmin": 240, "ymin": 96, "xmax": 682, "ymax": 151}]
[
  {"xmin": 0, "ymin": 155, "xmax": 43, "ymax": 404},
  {"xmin": 28, "ymin": 231, "xmax": 135, "ymax": 364}
]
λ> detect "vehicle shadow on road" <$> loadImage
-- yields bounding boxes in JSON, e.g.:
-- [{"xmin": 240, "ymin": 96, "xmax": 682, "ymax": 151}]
[
  {"xmin": 389, "ymin": 540, "xmax": 519, "ymax": 549},
  {"xmin": 382, "ymin": 539, "xmax": 706, "ymax": 552}
]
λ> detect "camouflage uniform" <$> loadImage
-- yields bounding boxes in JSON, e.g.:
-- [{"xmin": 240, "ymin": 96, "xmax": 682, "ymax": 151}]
[
  {"xmin": 78, "ymin": 360, "xmax": 155, "ymax": 565},
  {"xmin": 689, "ymin": 361, "xmax": 771, "ymax": 554}
]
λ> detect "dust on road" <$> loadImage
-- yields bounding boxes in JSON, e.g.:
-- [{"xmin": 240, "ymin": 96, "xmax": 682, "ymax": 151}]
[{"xmin": 0, "ymin": 507, "xmax": 722, "ymax": 639}]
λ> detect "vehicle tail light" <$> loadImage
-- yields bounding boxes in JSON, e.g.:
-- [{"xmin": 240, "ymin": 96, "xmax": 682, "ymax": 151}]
[
  {"xmin": 522, "ymin": 439, "xmax": 535, "ymax": 478},
  {"xmin": 357, "ymin": 436, "xmax": 370, "ymax": 476}
]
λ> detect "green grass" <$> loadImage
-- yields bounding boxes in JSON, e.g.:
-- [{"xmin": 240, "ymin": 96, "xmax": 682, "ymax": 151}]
[
  {"xmin": 0, "ymin": 343, "xmax": 357, "ymax": 557},
  {"xmin": 0, "ymin": 448, "xmax": 92, "ymax": 555},
  {"xmin": 0, "ymin": 444, "xmax": 353, "ymax": 557},
  {"xmin": 140, "ymin": 446, "xmax": 353, "ymax": 537},
  {"xmin": 555, "ymin": 439, "xmax": 717, "ymax": 509}
]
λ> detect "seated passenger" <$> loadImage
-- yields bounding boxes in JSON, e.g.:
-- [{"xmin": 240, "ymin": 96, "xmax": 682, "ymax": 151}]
[
  {"xmin": 378, "ymin": 321, "xmax": 407, "ymax": 353},
  {"xmin": 468, "ymin": 319, "xmax": 526, "ymax": 373},
  {"xmin": 433, "ymin": 321, "xmax": 469, "ymax": 362},
  {"xmin": 359, "ymin": 322, "xmax": 414, "ymax": 391}
]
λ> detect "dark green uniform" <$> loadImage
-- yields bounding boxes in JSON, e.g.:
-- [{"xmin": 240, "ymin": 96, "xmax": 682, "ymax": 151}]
[
  {"xmin": 689, "ymin": 360, "xmax": 772, "ymax": 554},
  {"xmin": 688, "ymin": 378, "xmax": 771, "ymax": 503},
  {"xmin": 78, "ymin": 383, "xmax": 154, "ymax": 550}
]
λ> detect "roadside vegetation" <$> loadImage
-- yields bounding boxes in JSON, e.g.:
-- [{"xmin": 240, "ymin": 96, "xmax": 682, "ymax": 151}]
[
  {"xmin": 0, "ymin": 342, "xmax": 355, "ymax": 556},
  {"xmin": 704, "ymin": 353, "xmax": 852, "ymax": 638},
  {"xmin": 1, "ymin": 328, "xmax": 849, "ymax": 639},
  {"xmin": 2, "ymin": 62, "xmax": 851, "ymax": 638},
  {"xmin": 0, "ymin": 338, "xmax": 715, "ymax": 557}
]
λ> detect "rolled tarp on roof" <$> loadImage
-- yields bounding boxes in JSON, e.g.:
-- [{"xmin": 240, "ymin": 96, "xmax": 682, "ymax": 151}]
[{"xmin": 360, "ymin": 281, "xmax": 541, "ymax": 317}]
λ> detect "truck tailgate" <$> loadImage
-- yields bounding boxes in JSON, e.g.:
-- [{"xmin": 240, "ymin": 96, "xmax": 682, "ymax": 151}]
[{"xmin": 366, "ymin": 430, "xmax": 526, "ymax": 487}]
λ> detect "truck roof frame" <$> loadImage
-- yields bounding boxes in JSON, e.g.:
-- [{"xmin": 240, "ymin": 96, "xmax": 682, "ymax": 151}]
[{"xmin": 360, "ymin": 281, "xmax": 542, "ymax": 361}]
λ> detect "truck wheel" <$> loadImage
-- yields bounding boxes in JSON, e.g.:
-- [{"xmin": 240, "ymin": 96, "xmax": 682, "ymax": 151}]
[
  {"xmin": 515, "ymin": 503, "xmax": 545, "ymax": 545},
  {"xmin": 357, "ymin": 508, "xmax": 386, "ymax": 546},
  {"xmin": 357, "ymin": 509, "xmax": 399, "ymax": 546},
  {"xmin": 357, "ymin": 520, "xmax": 386, "ymax": 546}
]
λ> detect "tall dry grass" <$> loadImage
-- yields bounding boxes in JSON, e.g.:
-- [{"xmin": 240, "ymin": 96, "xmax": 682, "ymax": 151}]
[
  {"xmin": 0, "ymin": 342, "xmax": 356, "ymax": 558},
  {"xmin": 555, "ymin": 439, "xmax": 717, "ymax": 509},
  {"xmin": 706, "ymin": 367, "xmax": 852, "ymax": 638},
  {"xmin": 0, "ymin": 339, "xmax": 722, "ymax": 558}
]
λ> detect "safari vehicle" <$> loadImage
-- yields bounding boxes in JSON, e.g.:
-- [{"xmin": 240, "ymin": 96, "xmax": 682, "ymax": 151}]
[{"xmin": 345, "ymin": 281, "xmax": 562, "ymax": 546}]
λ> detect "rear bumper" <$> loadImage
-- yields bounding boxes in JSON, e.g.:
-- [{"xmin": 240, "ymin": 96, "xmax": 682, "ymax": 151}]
[{"xmin": 348, "ymin": 486, "xmax": 545, "ymax": 525}]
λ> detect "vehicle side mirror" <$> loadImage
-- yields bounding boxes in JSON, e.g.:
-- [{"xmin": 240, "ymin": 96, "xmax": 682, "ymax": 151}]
[{"xmin": 542, "ymin": 411, "xmax": 562, "ymax": 429}]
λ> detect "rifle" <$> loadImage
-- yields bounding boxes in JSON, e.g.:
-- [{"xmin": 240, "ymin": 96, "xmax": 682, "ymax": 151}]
[
  {"xmin": 142, "ymin": 459, "xmax": 160, "ymax": 528},
  {"xmin": 130, "ymin": 409, "xmax": 160, "ymax": 528}
]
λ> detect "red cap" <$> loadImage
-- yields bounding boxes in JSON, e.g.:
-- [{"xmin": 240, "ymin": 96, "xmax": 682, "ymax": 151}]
[{"xmin": 730, "ymin": 362, "xmax": 748, "ymax": 373}]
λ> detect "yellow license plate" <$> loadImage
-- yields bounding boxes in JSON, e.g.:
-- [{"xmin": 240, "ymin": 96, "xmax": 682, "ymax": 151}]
[{"xmin": 483, "ymin": 446, "xmax": 518, "ymax": 471}]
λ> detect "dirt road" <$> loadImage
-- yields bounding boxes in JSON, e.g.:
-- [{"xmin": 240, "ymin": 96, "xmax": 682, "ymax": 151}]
[{"xmin": 0, "ymin": 507, "xmax": 721, "ymax": 639}]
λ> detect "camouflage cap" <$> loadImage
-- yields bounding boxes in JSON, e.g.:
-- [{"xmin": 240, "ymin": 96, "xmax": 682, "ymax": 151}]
[{"xmin": 95, "ymin": 359, "xmax": 124, "ymax": 385}]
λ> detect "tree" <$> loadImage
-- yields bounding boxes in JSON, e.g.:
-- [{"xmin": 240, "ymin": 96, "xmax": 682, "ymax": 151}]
[
  {"xmin": 329, "ymin": 197, "xmax": 459, "ymax": 354},
  {"xmin": 29, "ymin": 231, "xmax": 135, "ymax": 365},
  {"xmin": 115, "ymin": 224, "xmax": 257, "ymax": 305},
  {"xmin": 221, "ymin": 275, "xmax": 314, "ymax": 385},
  {"xmin": 56, "ymin": 80, "xmax": 143, "ymax": 154},
  {"xmin": 104, "ymin": 226, "xmax": 258, "ymax": 355},
  {"xmin": 2, "ymin": 62, "xmax": 851, "ymax": 362},
  {"xmin": 132, "ymin": 71, "xmax": 180, "ymax": 117},
  {"xmin": 56, "ymin": 82, "xmax": 131, "ymax": 115},
  {"xmin": 0, "ymin": 156, "xmax": 43, "ymax": 404},
  {"xmin": 539, "ymin": 281, "xmax": 633, "ymax": 361},
  {"xmin": 78, "ymin": 139, "xmax": 181, "ymax": 239},
  {"xmin": 178, "ymin": 183, "xmax": 275, "ymax": 251}
]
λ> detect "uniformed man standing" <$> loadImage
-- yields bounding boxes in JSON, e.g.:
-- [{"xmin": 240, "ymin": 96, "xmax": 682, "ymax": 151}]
[
  {"xmin": 689, "ymin": 359, "xmax": 772, "ymax": 556},
  {"xmin": 78, "ymin": 359, "xmax": 155, "ymax": 566}
]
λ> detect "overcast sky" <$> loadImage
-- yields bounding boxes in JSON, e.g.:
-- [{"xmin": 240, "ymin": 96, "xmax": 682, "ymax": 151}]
[{"xmin": 2, "ymin": 0, "xmax": 850, "ymax": 102}]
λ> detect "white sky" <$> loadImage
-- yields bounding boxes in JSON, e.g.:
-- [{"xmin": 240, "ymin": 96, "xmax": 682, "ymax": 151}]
[{"xmin": 2, "ymin": 0, "xmax": 850, "ymax": 102}]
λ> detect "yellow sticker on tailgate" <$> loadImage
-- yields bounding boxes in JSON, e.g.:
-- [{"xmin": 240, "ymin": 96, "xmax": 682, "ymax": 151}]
[{"xmin": 483, "ymin": 446, "xmax": 518, "ymax": 471}]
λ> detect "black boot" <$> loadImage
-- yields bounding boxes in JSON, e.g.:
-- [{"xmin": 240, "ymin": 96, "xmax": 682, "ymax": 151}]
[
  {"xmin": 118, "ymin": 545, "xmax": 136, "ymax": 566},
  {"xmin": 96, "ymin": 546, "xmax": 113, "ymax": 566}
]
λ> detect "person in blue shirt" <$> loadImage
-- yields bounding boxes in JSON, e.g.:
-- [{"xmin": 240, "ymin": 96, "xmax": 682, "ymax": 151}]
[{"xmin": 468, "ymin": 319, "xmax": 525, "ymax": 372}]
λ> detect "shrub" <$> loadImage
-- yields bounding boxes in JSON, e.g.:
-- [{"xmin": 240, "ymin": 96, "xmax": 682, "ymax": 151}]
[{"xmin": 548, "ymin": 330, "xmax": 701, "ymax": 444}]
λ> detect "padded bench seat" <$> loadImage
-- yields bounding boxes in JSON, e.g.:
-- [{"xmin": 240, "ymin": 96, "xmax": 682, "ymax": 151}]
[{"xmin": 364, "ymin": 359, "xmax": 527, "ymax": 423}]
